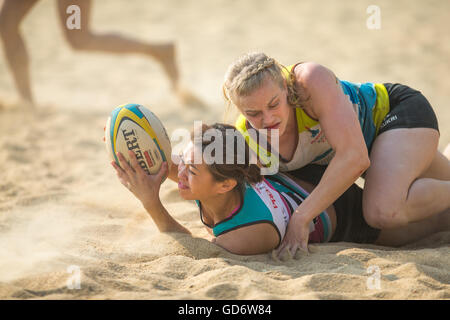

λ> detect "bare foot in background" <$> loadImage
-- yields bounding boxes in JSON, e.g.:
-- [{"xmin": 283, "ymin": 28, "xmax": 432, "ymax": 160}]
[
  {"xmin": 151, "ymin": 42, "xmax": 180, "ymax": 90},
  {"xmin": 16, "ymin": 98, "xmax": 34, "ymax": 110},
  {"xmin": 153, "ymin": 43, "xmax": 207, "ymax": 109},
  {"xmin": 1, "ymin": 0, "xmax": 195, "ymax": 110},
  {"xmin": 0, "ymin": 97, "xmax": 34, "ymax": 112},
  {"xmin": 175, "ymin": 87, "xmax": 207, "ymax": 109}
]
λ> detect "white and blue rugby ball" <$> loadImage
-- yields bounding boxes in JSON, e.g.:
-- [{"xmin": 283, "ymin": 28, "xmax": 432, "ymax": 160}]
[{"xmin": 105, "ymin": 103, "xmax": 172, "ymax": 177}]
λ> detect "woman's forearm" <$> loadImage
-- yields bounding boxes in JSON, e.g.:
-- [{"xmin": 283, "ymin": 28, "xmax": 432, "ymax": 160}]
[
  {"xmin": 295, "ymin": 151, "xmax": 369, "ymax": 222},
  {"xmin": 142, "ymin": 200, "xmax": 191, "ymax": 234}
]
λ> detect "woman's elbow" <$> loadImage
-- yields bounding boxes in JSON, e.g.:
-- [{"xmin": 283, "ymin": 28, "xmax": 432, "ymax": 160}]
[
  {"xmin": 341, "ymin": 149, "xmax": 370, "ymax": 175},
  {"xmin": 353, "ymin": 150, "xmax": 371, "ymax": 174}
]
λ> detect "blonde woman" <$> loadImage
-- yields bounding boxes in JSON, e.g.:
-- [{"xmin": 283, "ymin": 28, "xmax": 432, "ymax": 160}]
[{"xmin": 222, "ymin": 52, "xmax": 450, "ymax": 258}]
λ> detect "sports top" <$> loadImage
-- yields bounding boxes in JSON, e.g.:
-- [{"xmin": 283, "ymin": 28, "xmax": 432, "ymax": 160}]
[
  {"xmin": 196, "ymin": 173, "xmax": 333, "ymax": 245},
  {"xmin": 235, "ymin": 64, "xmax": 391, "ymax": 171}
]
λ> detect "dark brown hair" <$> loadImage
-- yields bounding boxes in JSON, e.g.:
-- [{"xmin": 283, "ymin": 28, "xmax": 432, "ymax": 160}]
[{"xmin": 191, "ymin": 123, "xmax": 263, "ymax": 193}]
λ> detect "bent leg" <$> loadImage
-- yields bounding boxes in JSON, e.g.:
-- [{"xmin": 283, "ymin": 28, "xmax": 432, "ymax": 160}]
[
  {"xmin": 56, "ymin": 0, "xmax": 179, "ymax": 89},
  {"xmin": 363, "ymin": 128, "xmax": 450, "ymax": 229},
  {"xmin": 374, "ymin": 208, "xmax": 449, "ymax": 247},
  {"xmin": 419, "ymin": 149, "xmax": 450, "ymax": 180},
  {"xmin": 0, "ymin": 0, "xmax": 39, "ymax": 105}
]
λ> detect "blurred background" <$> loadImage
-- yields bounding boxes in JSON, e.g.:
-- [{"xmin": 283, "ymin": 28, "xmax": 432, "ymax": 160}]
[{"xmin": 0, "ymin": 0, "xmax": 448, "ymax": 134}]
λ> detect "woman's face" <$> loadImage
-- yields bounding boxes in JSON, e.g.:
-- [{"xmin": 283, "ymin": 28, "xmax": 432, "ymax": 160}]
[
  {"xmin": 177, "ymin": 142, "xmax": 222, "ymax": 201},
  {"xmin": 236, "ymin": 77, "xmax": 292, "ymax": 137}
]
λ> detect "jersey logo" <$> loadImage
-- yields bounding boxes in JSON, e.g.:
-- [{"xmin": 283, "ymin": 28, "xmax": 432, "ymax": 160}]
[
  {"xmin": 305, "ymin": 126, "xmax": 320, "ymax": 138},
  {"xmin": 263, "ymin": 186, "xmax": 278, "ymax": 209}
]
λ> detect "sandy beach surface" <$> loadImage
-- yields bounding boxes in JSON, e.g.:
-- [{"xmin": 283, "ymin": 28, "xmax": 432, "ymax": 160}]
[{"xmin": 0, "ymin": 0, "xmax": 449, "ymax": 299}]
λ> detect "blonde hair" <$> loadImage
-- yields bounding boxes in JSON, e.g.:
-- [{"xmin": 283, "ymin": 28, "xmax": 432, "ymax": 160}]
[{"xmin": 222, "ymin": 52, "xmax": 305, "ymax": 112}]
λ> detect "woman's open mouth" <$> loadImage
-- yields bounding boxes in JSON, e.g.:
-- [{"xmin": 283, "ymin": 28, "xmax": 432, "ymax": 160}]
[{"xmin": 265, "ymin": 123, "xmax": 280, "ymax": 130}]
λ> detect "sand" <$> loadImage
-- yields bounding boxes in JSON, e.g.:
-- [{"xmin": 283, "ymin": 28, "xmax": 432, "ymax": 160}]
[{"xmin": 0, "ymin": 0, "xmax": 449, "ymax": 299}]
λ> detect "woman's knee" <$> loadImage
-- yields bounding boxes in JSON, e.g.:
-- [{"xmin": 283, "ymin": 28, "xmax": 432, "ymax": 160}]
[{"xmin": 363, "ymin": 197, "xmax": 408, "ymax": 229}]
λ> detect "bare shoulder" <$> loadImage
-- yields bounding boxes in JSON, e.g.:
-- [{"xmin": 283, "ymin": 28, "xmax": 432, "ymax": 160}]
[
  {"xmin": 293, "ymin": 62, "xmax": 339, "ymax": 89},
  {"xmin": 293, "ymin": 62, "xmax": 345, "ymax": 119},
  {"xmin": 215, "ymin": 223, "xmax": 280, "ymax": 255}
]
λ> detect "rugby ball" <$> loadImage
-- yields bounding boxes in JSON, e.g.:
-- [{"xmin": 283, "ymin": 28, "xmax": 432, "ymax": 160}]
[{"xmin": 105, "ymin": 103, "xmax": 171, "ymax": 178}]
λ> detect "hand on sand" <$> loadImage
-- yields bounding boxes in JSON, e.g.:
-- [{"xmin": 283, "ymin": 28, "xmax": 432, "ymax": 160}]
[
  {"xmin": 274, "ymin": 212, "xmax": 310, "ymax": 261},
  {"xmin": 271, "ymin": 244, "xmax": 319, "ymax": 262}
]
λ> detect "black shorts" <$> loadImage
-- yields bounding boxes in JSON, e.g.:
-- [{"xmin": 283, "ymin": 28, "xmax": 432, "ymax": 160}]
[
  {"xmin": 378, "ymin": 83, "xmax": 439, "ymax": 135},
  {"xmin": 329, "ymin": 183, "xmax": 380, "ymax": 244},
  {"xmin": 289, "ymin": 164, "xmax": 381, "ymax": 244}
]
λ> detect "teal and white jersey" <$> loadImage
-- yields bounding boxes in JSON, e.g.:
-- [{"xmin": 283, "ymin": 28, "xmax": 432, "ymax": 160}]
[{"xmin": 196, "ymin": 173, "xmax": 333, "ymax": 244}]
